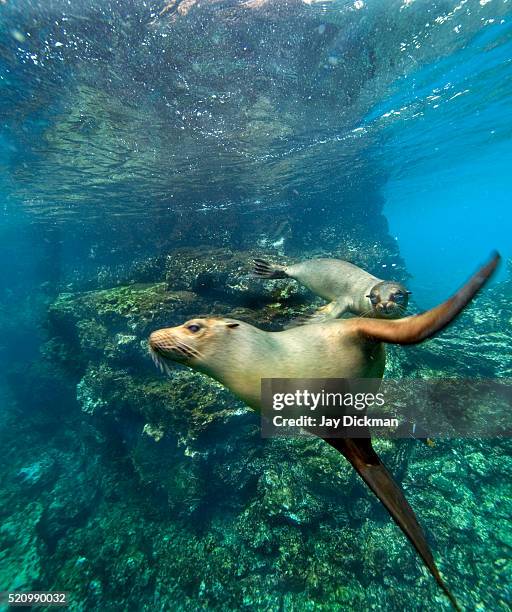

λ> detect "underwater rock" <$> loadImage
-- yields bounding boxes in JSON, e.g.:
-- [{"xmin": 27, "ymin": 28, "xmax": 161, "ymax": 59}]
[
  {"xmin": 385, "ymin": 288, "xmax": 512, "ymax": 379},
  {"xmin": 37, "ymin": 464, "xmax": 101, "ymax": 555},
  {"xmin": 0, "ymin": 503, "xmax": 44, "ymax": 594},
  {"xmin": 47, "ymin": 283, "xmax": 202, "ymax": 373},
  {"xmin": 142, "ymin": 422, "xmax": 165, "ymax": 442},
  {"xmin": 76, "ymin": 366, "xmax": 110, "ymax": 416},
  {"xmin": 16, "ymin": 457, "xmax": 57, "ymax": 490}
]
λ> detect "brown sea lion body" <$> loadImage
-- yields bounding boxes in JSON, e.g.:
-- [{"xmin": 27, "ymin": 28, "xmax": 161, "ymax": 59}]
[
  {"xmin": 151, "ymin": 317, "xmax": 385, "ymax": 411},
  {"xmin": 150, "ymin": 253, "xmax": 500, "ymax": 610},
  {"xmin": 254, "ymin": 257, "xmax": 410, "ymax": 321}
]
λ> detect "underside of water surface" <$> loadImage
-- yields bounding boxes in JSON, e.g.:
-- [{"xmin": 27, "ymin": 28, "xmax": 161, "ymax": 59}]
[{"xmin": 0, "ymin": 1, "xmax": 511, "ymax": 611}]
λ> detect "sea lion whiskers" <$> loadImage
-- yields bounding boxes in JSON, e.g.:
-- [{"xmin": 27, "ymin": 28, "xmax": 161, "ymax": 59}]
[
  {"xmin": 357, "ymin": 307, "xmax": 377, "ymax": 319},
  {"xmin": 149, "ymin": 347, "xmax": 162, "ymax": 370},
  {"xmin": 149, "ymin": 346, "xmax": 172, "ymax": 375},
  {"xmin": 148, "ymin": 326, "xmax": 205, "ymax": 366},
  {"xmin": 387, "ymin": 303, "xmax": 407, "ymax": 317},
  {"xmin": 175, "ymin": 339, "xmax": 203, "ymax": 360},
  {"xmin": 174, "ymin": 344, "xmax": 193, "ymax": 358}
]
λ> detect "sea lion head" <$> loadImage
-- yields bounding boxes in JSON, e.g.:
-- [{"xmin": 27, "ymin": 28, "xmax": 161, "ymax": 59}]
[
  {"xmin": 366, "ymin": 282, "xmax": 411, "ymax": 319},
  {"xmin": 148, "ymin": 317, "xmax": 240, "ymax": 373}
]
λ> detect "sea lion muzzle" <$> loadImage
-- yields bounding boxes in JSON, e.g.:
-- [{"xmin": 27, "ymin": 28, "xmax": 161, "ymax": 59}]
[
  {"xmin": 376, "ymin": 301, "xmax": 394, "ymax": 314},
  {"xmin": 149, "ymin": 329, "xmax": 177, "ymax": 354},
  {"xmin": 149, "ymin": 327, "xmax": 202, "ymax": 365}
]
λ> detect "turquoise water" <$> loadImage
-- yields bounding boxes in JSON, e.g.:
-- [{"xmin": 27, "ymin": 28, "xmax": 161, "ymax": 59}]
[
  {"xmin": 1, "ymin": 1, "xmax": 511, "ymax": 611},
  {"xmin": 379, "ymin": 19, "xmax": 512, "ymax": 306}
]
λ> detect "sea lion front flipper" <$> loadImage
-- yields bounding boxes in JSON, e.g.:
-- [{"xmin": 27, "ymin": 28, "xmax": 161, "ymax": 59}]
[
  {"xmin": 285, "ymin": 299, "xmax": 348, "ymax": 328},
  {"xmin": 351, "ymin": 252, "xmax": 500, "ymax": 345},
  {"xmin": 324, "ymin": 437, "xmax": 460, "ymax": 610},
  {"xmin": 309, "ymin": 299, "xmax": 348, "ymax": 322}
]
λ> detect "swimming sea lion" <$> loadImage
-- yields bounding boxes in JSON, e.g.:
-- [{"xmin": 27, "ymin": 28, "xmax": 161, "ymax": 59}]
[
  {"xmin": 149, "ymin": 253, "xmax": 500, "ymax": 610},
  {"xmin": 254, "ymin": 257, "xmax": 411, "ymax": 322}
]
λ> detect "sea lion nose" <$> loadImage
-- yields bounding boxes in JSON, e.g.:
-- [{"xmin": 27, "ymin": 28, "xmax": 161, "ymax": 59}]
[{"xmin": 149, "ymin": 330, "xmax": 168, "ymax": 352}]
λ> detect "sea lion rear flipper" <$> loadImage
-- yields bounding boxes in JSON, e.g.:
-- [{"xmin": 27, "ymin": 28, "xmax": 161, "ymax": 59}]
[
  {"xmin": 324, "ymin": 437, "xmax": 460, "ymax": 610},
  {"xmin": 253, "ymin": 258, "xmax": 288, "ymax": 279},
  {"xmin": 352, "ymin": 252, "xmax": 500, "ymax": 344}
]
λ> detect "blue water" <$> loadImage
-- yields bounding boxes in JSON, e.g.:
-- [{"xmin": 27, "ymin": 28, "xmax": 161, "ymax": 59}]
[
  {"xmin": 0, "ymin": 1, "xmax": 511, "ymax": 611},
  {"xmin": 378, "ymin": 19, "xmax": 512, "ymax": 306}
]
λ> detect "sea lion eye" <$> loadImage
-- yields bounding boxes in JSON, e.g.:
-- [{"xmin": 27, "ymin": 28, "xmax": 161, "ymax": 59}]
[
  {"xmin": 367, "ymin": 294, "xmax": 379, "ymax": 305},
  {"xmin": 393, "ymin": 292, "xmax": 405, "ymax": 303},
  {"xmin": 187, "ymin": 324, "xmax": 201, "ymax": 333}
]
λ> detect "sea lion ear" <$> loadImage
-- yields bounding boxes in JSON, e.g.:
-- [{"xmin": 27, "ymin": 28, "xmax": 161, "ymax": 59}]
[
  {"xmin": 226, "ymin": 322, "xmax": 240, "ymax": 329},
  {"xmin": 406, "ymin": 291, "xmax": 412, "ymax": 295}
]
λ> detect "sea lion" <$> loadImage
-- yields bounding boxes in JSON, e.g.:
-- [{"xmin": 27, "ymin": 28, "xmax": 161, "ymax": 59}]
[
  {"xmin": 254, "ymin": 257, "xmax": 411, "ymax": 322},
  {"xmin": 149, "ymin": 253, "xmax": 500, "ymax": 610}
]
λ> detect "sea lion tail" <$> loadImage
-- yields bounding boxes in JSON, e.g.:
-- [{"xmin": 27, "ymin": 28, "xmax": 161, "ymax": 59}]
[
  {"xmin": 325, "ymin": 437, "xmax": 461, "ymax": 611},
  {"xmin": 353, "ymin": 252, "xmax": 500, "ymax": 344},
  {"xmin": 253, "ymin": 258, "xmax": 288, "ymax": 279}
]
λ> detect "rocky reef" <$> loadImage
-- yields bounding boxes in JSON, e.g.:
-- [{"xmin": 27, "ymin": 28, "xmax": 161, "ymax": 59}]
[{"xmin": 1, "ymin": 244, "xmax": 511, "ymax": 611}]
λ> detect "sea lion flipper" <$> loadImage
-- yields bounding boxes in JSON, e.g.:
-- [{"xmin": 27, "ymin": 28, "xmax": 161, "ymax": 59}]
[
  {"xmin": 352, "ymin": 252, "xmax": 500, "ymax": 345},
  {"xmin": 253, "ymin": 258, "xmax": 288, "ymax": 279},
  {"xmin": 287, "ymin": 300, "xmax": 348, "ymax": 327},
  {"xmin": 324, "ymin": 437, "xmax": 460, "ymax": 611}
]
